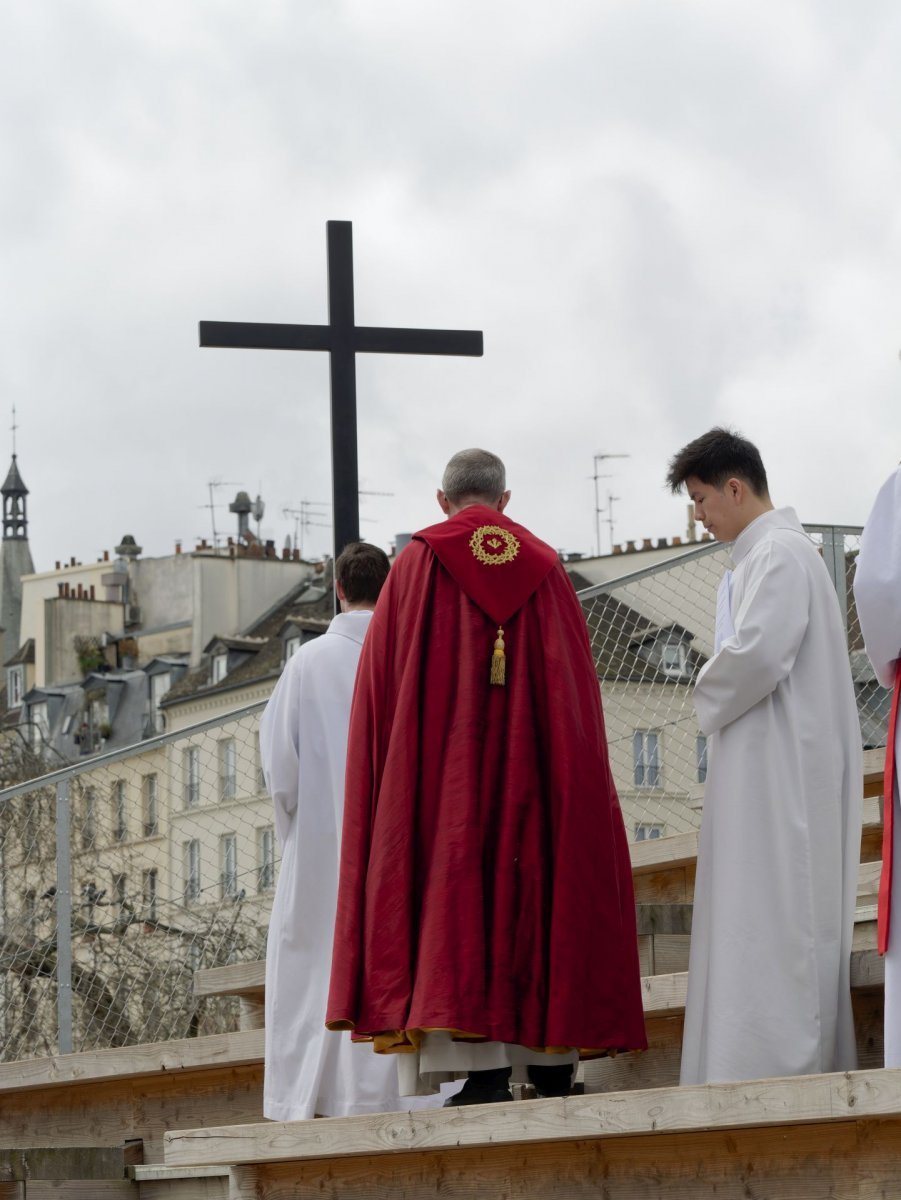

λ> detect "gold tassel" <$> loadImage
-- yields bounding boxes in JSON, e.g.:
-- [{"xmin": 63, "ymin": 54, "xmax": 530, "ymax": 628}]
[{"xmin": 490, "ymin": 626, "xmax": 506, "ymax": 686}]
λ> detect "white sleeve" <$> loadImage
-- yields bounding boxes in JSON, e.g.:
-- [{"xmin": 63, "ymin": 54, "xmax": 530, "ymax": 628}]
[
  {"xmin": 694, "ymin": 540, "xmax": 810, "ymax": 736},
  {"xmin": 853, "ymin": 467, "xmax": 901, "ymax": 688}
]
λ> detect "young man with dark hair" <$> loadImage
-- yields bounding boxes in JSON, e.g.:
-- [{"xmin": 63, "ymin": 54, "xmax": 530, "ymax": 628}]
[
  {"xmin": 260, "ymin": 541, "xmax": 426, "ymax": 1120},
  {"xmin": 327, "ymin": 449, "xmax": 646, "ymax": 1105},
  {"xmin": 668, "ymin": 428, "xmax": 861, "ymax": 1085}
]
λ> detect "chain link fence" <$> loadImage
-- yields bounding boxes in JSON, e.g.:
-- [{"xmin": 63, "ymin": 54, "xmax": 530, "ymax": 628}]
[
  {"xmin": 0, "ymin": 705, "xmax": 272, "ymax": 1062},
  {"xmin": 0, "ymin": 525, "xmax": 884, "ymax": 1063},
  {"xmin": 581, "ymin": 525, "xmax": 884, "ymax": 843}
]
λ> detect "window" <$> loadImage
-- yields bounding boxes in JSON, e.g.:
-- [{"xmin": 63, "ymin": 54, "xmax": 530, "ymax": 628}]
[
  {"xmin": 113, "ymin": 872, "xmax": 128, "ymax": 919},
  {"xmin": 635, "ymin": 823, "xmax": 665, "ymax": 842},
  {"xmin": 7, "ymin": 666, "xmax": 23, "ymax": 708},
  {"xmin": 184, "ymin": 747, "xmax": 200, "ymax": 808},
  {"xmin": 660, "ymin": 641, "xmax": 688, "ymax": 678},
  {"xmin": 633, "ymin": 730, "xmax": 661, "ymax": 788},
  {"xmin": 184, "ymin": 839, "xmax": 201, "ymax": 902},
  {"xmin": 211, "ymin": 652, "xmax": 228, "ymax": 684},
  {"xmin": 219, "ymin": 738, "xmax": 236, "ymax": 802},
  {"xmin": 220, "ymin": 833, "xmax": 238, "ymax": 898},
  {"xmin": 284, "ymin": 635, "xmax": 301, "ymax": 661},
  {"xmin": 142, "ymin": 774, "xmax": 158, "ymax": 836},
  {"xmin": 256, "ymin": 732, "xmax": 266, "ymax": 792},
  {"xmin": 258, "ymin": 826, "xmax": 275, "ymax": 891},
  {"xmin": 150, "ymin": 671, "xmax": 171, "ymax": 733},
  {"xmin": 24, "ymin": 889, "xmax": 36, "ymax": 936},
  {"xmin": 82, "ymin": 787, "xmax": 96, "ymax": 849},
  {"xmin": 112, "ymin": 780, "xmax": 127, "ymax": 842},
  {"xmin": 697, "ymin": 734, "xmax": 708, "ymax": 784},
  {"xmin": 142, "ymin": 868, "xmax": 158, "ymax": 921}
]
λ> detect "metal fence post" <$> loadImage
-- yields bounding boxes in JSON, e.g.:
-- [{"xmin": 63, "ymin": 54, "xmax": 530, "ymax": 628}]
[
  {"xmin": 820, "ymin": 527, "xmax": 849, "ymax": 636},
  {"xmin": 55, "ymin": 779, "xmax": 73, "ymax": 1055}
]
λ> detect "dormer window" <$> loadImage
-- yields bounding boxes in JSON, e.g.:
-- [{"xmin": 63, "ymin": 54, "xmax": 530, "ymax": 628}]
[
  {"xmin": 211, "ymin": 652, "xmax": 228, "ymax": 684},
  {"xmin": 660, "ymin": 642, "xmax": 688, "ymax": 678},
  {"xmin": 7, "ymin": 665, "xmax": 23, "ymax": 708},
  {"xmin": 284, "ymin": 635, "xmax": 302, "ymax": 661}
]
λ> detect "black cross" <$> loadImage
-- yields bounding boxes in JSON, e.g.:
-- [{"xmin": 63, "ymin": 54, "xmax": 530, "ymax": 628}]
[{"xmin": 200, "ymin": 220, "xmax": 483, "ymax": 559}]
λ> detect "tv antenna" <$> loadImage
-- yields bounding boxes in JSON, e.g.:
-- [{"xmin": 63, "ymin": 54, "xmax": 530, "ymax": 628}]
[{"xmin": 591, "ymin": 453, "xmax": 630, "ymax": 555}]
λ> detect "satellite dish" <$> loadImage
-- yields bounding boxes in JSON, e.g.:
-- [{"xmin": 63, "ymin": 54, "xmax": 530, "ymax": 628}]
[{"xmin": 252, "ymin": 495, "xmax": 265, "ymax": 522}]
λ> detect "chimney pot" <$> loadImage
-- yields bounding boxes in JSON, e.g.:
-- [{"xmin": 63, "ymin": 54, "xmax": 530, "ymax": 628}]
[
  {"xmin": 70, "ymin": 556, "xmax": 75, "ymax": 567},
  {"xmin": 642, "ymin": 538, "xmax": 653, "ymax": 550},
  {"xmin": 89, "ymin": 584, "xmax": 95, "ymax": 600},
  {"xmin": 657, "ymin": 538, "xmax": 668, "ymax": 549},
  {"xmin": 55, "ymin": 561, "xmax": 61, "ymax": 571},
  {"xmin": 612, "ymin": 545, "xmax": 622, "ymax": 555},
  {"xmin": 673, "ymin": 536, "xmax": 682, "ymax": 545},
  {"xmin": 175, "ymin": 540, "xmax": 182, "ymax": 555},
  {"xmin": 103, "ymin": 549, "xmax": 110, "ymax": 562},
  {"xmin": 57, "ymin": 583, "xmax": 64, "ymax": 597},
  {"xmin": 626, "ymin": 540, "xmax": 636, "ymax": 553}
]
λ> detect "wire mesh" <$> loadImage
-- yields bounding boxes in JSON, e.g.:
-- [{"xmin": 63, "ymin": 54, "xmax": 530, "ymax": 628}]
[
  {"xmin": 0, "ymin": 525, "xmax": 884, "ymax": 1063},
  {"xmin": 580, "ymin": 526, "xmax": 885, "ymax": 844},
  {"xmin": 0, "ymin": 706, "xmax": 273, "ymax": 1061}
]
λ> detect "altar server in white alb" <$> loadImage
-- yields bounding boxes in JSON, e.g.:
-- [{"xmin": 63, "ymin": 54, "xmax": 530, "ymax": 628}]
[
  {"xmin": 853, "ymin": 464, "xmax": 901, "ymax": 1068},
  {"xmin": 259, "ymin": 541, "xmax": 411, "ymax": 1120},
  {"xmin": 667, "ymin": 428, "xmax": 861, "ymax": 1085}
]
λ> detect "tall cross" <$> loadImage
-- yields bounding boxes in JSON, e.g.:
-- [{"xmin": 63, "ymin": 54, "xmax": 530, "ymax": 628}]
[{"xmin": 200, "ymin": 221, "xmax": 483, "ymax": 558}]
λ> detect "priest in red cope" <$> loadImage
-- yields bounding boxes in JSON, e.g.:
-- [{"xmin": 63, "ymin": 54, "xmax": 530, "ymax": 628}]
[{"xmin": 326, "ymin": 449, "xmax": 647, "ymax": 1105}]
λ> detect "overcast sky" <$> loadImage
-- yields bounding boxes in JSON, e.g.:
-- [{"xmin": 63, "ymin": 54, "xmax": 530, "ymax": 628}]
[{"xmin": 3, "ymin": 0, "xmax": 901, "ymax": 567}]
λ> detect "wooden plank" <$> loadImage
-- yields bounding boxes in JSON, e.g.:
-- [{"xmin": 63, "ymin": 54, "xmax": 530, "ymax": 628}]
[
  {"xmin": 163, "ymin": 1067, "xmax": 901, "ymax": 1168},
  {"xmin": 194, "ymin": 963, "xmax": 264, "ymax": 1001},
  {"xmin": 25, "ymin": 1184, "xmax": 135, "ymax": 1198},
  {"xmin": 0, "ymin": 1064, "xmax": 263, "ymax": 1165},
  {"xmin": 0, "ymin": 1029, "xmax": 263, "ymax": 1095},
  {"xmin": 230, "ymin": 1118, "xmax": 901, "ymax": 1199},
  {"xmin": 134, "ymin": 1165, "xmax": 228, "ymax": 1200}
]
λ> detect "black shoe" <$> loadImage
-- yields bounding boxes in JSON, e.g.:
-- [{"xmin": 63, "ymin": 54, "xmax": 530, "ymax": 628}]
[
  {"xmin": 527, "ymin": 1063, "xmax": 574, "ymax": 1099},
  {"xmin": 443, "ymin": 1085, "xmax": 513, "ymax": 1107}
]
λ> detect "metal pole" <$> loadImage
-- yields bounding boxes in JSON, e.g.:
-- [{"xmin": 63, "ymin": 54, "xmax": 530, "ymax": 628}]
[
  {"xmin": 820, "ymin": 527, "xmax": 849, "ymax": 636},
  {"xmin": 55, "ymin": 779, "xmax": 73, "ymax": 1055}
]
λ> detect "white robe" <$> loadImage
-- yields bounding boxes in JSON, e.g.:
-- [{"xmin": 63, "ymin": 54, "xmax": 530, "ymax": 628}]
[
  {"xmin": 260, "ymin": 611, "xmax": 425, "ymax": 1120},
  {"xmin": 681, "ymin": 507, "xmax": 861, "ymax": 1085},
  {"xmin": 852, "ymin": 465, "xmax": 901, "ymax": 1068}
]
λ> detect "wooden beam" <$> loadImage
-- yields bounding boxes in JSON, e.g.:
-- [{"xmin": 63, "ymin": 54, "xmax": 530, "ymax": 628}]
[
  {"xmin": 163, "ymin": 1067, "xmax": 901, "ymax": 1169},
  {"xmin": 0, "ymin": 1029, "xmax": 263, "ymax": 1095}
]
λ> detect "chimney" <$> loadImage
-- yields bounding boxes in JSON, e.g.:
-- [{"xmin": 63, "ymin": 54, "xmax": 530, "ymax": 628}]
[
  {"xmin": 626, "ymin": 540, "xmax": 636, "ymax": 553},
  {"xmin": 687, "ymin": 503, "xmax": 698, "ymax": 543},
  {"xmin": 89, "ymin": 584, "xmax": 95, "ymax": 600},
  {"xmin": 612, "ymin": 545, "xmax": 622, "ymax": 555},
  {"xmin": 57, "ymin": 583, "xmax": 64, "ymax": 597},
  {"xmin": 673, "ymin": 536, "xmax": 682, "ymax": 546},
  {"xmin": 656, "ymin": 538, "xmax": 668, "ymax": 549},
  {"xmin": 642, "ymin": 538, "xmax": 653, "ymax": 551},
  {"xmin": 55, "ymin": 561, "xmax": 61, "ymax": 571},
  {"xmin": 175, "ymin": 540, "xmax": 182, "ymax": 555},
  {"xmin": 103, "ymin": 549, "xmax": 110, "ymax": 562},
  {"xmin": 70, "ymin": 556, "xmax": 76, "ymax": 567}
]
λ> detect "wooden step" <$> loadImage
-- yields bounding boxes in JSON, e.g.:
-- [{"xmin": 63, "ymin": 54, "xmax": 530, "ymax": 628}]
[
  {"xmin": 158, "ymin": 1067, "xmax": 901, "ymax": 1198},
  {"xmin": 0, "ymin": 1030, "xmax": 264, "ymax": 1164},
  {"xmin": 0, "ymin": 1146, "xmax": 139, "ymax": 1198},
  {"xmin": 132, "ymin": 1163, "xmax": 229, "ymax": 1200}
]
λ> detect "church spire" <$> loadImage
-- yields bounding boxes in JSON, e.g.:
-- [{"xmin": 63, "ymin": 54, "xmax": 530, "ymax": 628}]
[{"xmin": 2, "ymin": 439, "xmax": 28, "ymax": 541}]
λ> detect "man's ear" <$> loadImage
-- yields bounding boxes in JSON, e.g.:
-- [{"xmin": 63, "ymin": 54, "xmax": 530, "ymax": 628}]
[
  {"xmin": 336, "ymin": 581, "xmax": 347, "ymax": 608},
  {"xmin": 437, "ymin": 489, "xmax": 451, "ymax": 515},
  {"xmin": 726, "ymin": 478, "xmax": 743, "ymax": 504},
  {"xmin": 497, "ymin": 490, "xmax": 511, "ymax": 513}
]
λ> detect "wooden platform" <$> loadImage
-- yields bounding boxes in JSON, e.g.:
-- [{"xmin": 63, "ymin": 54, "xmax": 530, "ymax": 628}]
[
  {"xmin": 0, "ymin": 1030, "xmax": 264, "ymax": 1163},
  {"xmin": 154, "ymin": 1068, "xmax": 901, "ymax": 1199}
]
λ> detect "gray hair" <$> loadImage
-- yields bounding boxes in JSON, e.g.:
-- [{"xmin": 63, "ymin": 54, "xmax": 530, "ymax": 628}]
[{"xmin": 441, "ymin": 449, "xmax": 506, "ymax": 504}]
